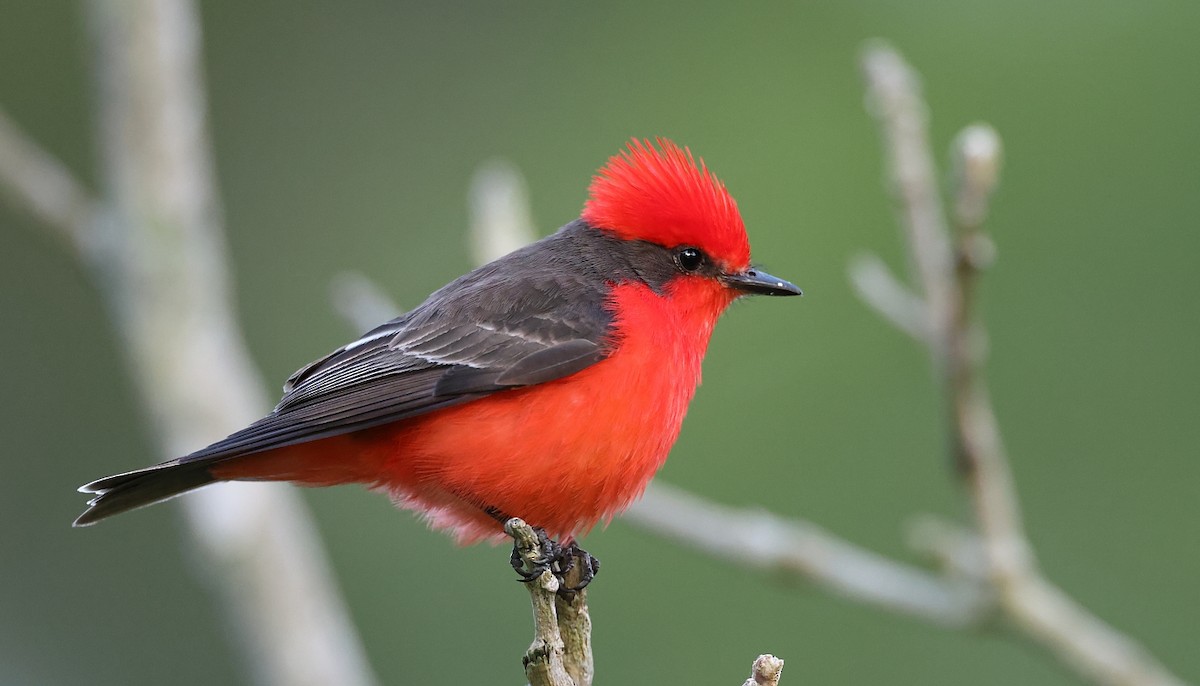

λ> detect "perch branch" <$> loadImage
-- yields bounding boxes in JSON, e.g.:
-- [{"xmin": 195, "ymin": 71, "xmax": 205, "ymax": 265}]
[
  {"xmin": 507, "ymin": 519, "xmax": 578, "ymax": 686},
  {"xmin": 741, "ymin": 654, "xmax": 785, "ymax": 686},
  {"xmin": 861, "ymin": 41, "xmax": 1188, "ymax": 686},
  {"xmin": 553, "ymin": 566, "xmax": 594, "ymax": 686}
]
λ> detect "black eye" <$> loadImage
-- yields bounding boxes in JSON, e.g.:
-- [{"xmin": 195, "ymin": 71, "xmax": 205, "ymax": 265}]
[{"xmin": 676, "ymin": 247, "xmax": 704, "ymax": 272}]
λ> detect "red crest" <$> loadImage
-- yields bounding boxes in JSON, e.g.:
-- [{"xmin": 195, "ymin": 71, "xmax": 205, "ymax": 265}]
[{"xmin": 583, "ymin": 139, "xmax": 751, "ymax": 271}]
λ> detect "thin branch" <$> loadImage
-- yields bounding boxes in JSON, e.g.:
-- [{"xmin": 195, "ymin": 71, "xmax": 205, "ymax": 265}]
[
  {"xmin": 508, "ymin": 519, "xmax": 577, "ymax": 686},
  {"xmin": 741, "ymin": 654, "xmax": 785, "ymax": 686},
  {"xmin": 469, "ymin": 158, "xmax": 537, "ymax": 265},
  {"xmin": 904, "ymin": 515, "xmax": 989, "ymax": 580},
  {"xmin": 331, "ymin": 271, "xmax": 402, "ymax": 327},
  {"xmin": 860, "ymin": 41, "xmax": 1189, "ymax": 686},
  {"xmin": 6, "ymin": 2, "xmax": 383, "ymax": 685},
  {"xmin": 0, "ymin": 107, "xmax": 105, "ymax": 263},
  {"xmin": 847, "ymin": 252, "xmax": 930, "ymax": 342},
  {"xmin": 949, "ymin": 125, "xmax": 1003, "ymax": 236},
  {"xmin": 625, "ymin": 483, "xmax": 989, "ymax": 627},
  {"xmin": 862, "ymin": 46, "xmax": 1032, "ymax": 583},
  {"xmin": 860, "ymin": 40, "xmax": 956, "ymax": 356},
  {"xmin": 554, "ymin": 572, "xmax": 594, "ymax": 686}
]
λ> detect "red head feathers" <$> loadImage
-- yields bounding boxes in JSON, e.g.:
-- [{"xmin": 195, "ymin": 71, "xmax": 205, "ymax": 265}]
[{"xmin": 582, "ymin": 139, "xmax": 751, "ymax": 272}]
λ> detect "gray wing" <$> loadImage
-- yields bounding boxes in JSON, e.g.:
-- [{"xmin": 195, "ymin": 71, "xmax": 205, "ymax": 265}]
[{"xmin": 180, "ymin": 250, "xmax": 614, "ymax": 465}]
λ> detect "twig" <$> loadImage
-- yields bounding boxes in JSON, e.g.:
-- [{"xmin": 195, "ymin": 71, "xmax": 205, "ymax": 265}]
[
  {"xmin": 741, "ymin": 654, "xmax": 785, "ymax": 686},
  {"xmin": 331, "ymin": 271, "xmax": 403, "ymax": 326},
  {"xmin": 468, "ymin": 157, "xmax": 538, "ymax": 264},
  {"xmin": 847, "ymin": 253, "xmax": 929, "ymax": 342},
  {"xmin": 554, "ymin": 567, "xmax": 594, "ymax": 686},
  {"xmin": 861, "ymin": 42, "xmax": 1032, "ymax": 586},
  {"xmin": 0, "ymin": 107, "xmax": 105, "ymax": 263},
  {"xmin": 939, "ymin": 122, "xmax": 1030, "ymax": 582},
  {"xmin": 0, "ymin": 1, "xmax": 379, "ymax": 684},
  {"xmin": 860, "ymin": 40, "xmax": 956, "ymax": 357},
  {"xmin": 507, "ymin": 519, "xmax": 577, "ymax": 686},
  {"xmin": 626, "ymin": 483, "xmax": 988, "ymax": 627},
  {"xmin": 860, "ymin": 41, "xmax": 1189, "ymax": 686}
]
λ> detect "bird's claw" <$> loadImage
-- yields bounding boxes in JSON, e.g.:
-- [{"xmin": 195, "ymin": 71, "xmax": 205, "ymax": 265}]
[
  {"xmin": 508, "ymin": 527, "xmax": 601, "ymax": 597},
  {"xmin": 509, "ymin": 526, "xmax": 562, "ymax": 580},
  {"xmin": 557, "ymin": 541, "xmax": 601, "ymax": 595}
]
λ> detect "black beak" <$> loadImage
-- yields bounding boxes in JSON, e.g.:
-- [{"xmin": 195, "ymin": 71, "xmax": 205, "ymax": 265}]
[{"xmin": 722, "ymin": 267, "xmax": 802, "ymax": 297}]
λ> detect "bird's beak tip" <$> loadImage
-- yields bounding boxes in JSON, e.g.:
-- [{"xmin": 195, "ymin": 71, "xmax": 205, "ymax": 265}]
[{"xmin": 723, "ymin": 268, "xmax": 802, "ymax": 297}]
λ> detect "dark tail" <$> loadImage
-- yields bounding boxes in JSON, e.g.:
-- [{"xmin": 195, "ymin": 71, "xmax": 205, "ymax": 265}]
[{"xmin": 73, "ymin": 460, "xmax": 217, "ymax": 527}]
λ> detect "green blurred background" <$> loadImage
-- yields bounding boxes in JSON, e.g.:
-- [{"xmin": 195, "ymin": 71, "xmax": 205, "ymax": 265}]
[{"xmin": 2, "ymin": 2, "xmax": 1197, "ymax": 684}]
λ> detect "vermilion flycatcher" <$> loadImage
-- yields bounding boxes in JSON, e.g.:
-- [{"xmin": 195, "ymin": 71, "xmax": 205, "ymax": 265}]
[{"xmin": 75, "ymin": 139, "xmax": 800, "ymax": 582}]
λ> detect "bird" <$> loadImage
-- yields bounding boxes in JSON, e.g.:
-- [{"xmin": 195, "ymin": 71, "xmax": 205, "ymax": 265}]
[{"xmin": 74, "ymin": 138, "xmax": 800, "ymax": 585}]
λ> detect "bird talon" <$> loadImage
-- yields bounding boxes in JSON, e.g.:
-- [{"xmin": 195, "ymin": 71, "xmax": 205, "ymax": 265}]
[
  {"xmin": 557, "ymin": 542, "xmax": 601, "ymax": 595},
  {"xmin": 508, "ymin": 527, "xmax": 601, "ymax": 594},
  {"xmin": 509, "ymin": 526, "xmax": 559, "ymax": 580}
]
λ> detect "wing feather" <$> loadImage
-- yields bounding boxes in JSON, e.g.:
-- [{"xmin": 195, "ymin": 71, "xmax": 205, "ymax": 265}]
[{"xmin": 179, "ymin": 227, "xmax": 619, "ymax": 467}]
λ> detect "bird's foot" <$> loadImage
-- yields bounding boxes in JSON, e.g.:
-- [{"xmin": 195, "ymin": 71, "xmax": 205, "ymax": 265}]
[
  {"xmin": 556, "ymin": 540, "xmax": 601, "ymax": 596},
  {"xmin": 507, "ymin": 524, "xmax": 601, "ymax": 597},
  {"xmin": 509, "ymin": 525, "xmax": 562, "ymax": 581}
]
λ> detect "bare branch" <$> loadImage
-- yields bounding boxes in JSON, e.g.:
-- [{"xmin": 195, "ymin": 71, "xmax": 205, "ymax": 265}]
[
  {"xmin": 554, "ymin": 575, "xmax": 594, "ymax": 686},
  {"xmin": 331, "ymin": 271, "xmax": 402, "ymax": 329},
  {"xmin": 900, "ymin": 513, "xmax": 1176, "ymax": 686},
  {"xmin": 847, "ymin": 253, "xmax": 930, "ymax": 341},
  {"xmin": 0, "ymin": 107, "xmax": 104, "ymax": 262},
  {"xmin": 860, "ymin": 41, "xmax": 1189, "ymax": 686},
  {"xmin": 508, "ymin": 519, "xmax": 577, "ymax": 686},
  {"xmin": 904, "ymin": 515, "xmax": 989, "ymax": 580},
  {"xmin": 949, "ymin": 124, "xmax": 1003, "ymax": 235},
  {"xmin": 860, "ymin": 41, "xmax": 956, "ymax": 353},
  {"xmin": 0, "ymin": 6, "xmax": 383, "ymax": 683},
  {"xmin": 741, "ymin": 654, "xmax": 785, "ymax": 686},
  {"xmin": 626, "ymin": 483, "xmax": 988, "ymax": 627},
  {"xmin": 861, "ymin": 41, "xmax": 1033, "ymax": 584},
  {"xmin": 68, "ymin": 2, "xmax": 380, "ymax": 684},
  {"xmin": 469, "ymin": 158, "xmax": 537, "ymax": 265},
  {"xmin": 1007, "ymin": 577, "xmax": 1190, "ymax": 686}
]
